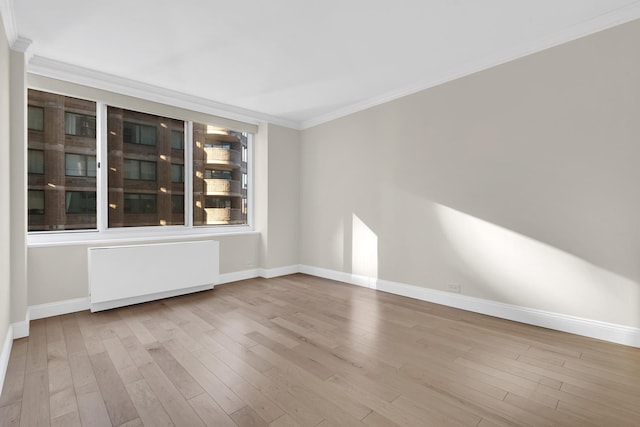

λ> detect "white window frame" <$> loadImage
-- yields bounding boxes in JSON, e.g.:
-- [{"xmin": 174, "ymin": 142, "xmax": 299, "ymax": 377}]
[{"xmin": 27, "ymin": 94, "xmax": 255, "ymax": 247}]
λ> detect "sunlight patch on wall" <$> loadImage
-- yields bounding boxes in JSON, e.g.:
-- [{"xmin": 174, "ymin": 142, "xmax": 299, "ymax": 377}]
[
  {"xmin": 352, "ymin": 214, "xmax": 378, "ymax": 279},
  {"xmin": 434, "ymin": 204, "xmax": 638, "ymax": 326}
]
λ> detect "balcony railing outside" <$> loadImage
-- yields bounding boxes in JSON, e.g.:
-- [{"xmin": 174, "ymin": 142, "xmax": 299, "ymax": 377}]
[
  {"xmin": 204, "ymin": 207, "xmax": 242, "ymax": 224},
  {"xmin": 204, "ymin": 179, "xmax": 241, "ymax": 195},
  {"xmin": 204, "ymin": 147, "xmax": 241, "ymax": 165}
]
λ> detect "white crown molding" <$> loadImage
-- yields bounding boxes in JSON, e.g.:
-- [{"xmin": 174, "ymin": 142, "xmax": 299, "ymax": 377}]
[
  {"xmin": 300, "ymin": 1, "xmax": 640, "ymax": 129},
  {"xmin": 0, "ymin": 0, "xmax": 17, "ymax": 45},
  {"xmin": 27, "ymin": 55, "xmax": 302, "ymax": 130}
]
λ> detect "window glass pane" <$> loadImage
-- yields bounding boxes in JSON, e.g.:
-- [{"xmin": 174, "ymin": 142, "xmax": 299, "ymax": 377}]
[
  {"xmin": 193, "ymin": 123, "xmax": 249, "ymax": 226},
  {"xmin": 140, "ymin": 161, "xmax": 156, "ymax": 181},
  {"xmin": 28, "ymin": 190, "xmax": 44, "ymax": 214},
  {"xmin": 65, "ymin": 191, "xmax": 96, "ymax": 214},
  {"xmin": 65, "ymin": 153, "xmax": 86, "ymax": 176},
  {"xmin": 124, "ymin": 194, "xmax": 157, "ymax": 214},
  {"xmin": 123, "ymin": 159, "xmax": 140, "ymax": 180},
  {"xmin": 171, "ymin": 164, "xmax": 184, "ymax": 183},
  {"xmin": 28, "ymin": 106, "xmax": 44, "ymax": 131},
  {"xmin": 108, "ymin": 107, "xmax": 184, "ymax": 227},
  {"xmin": 65, "ymin": 112, "xmax": 96, "ymax": 137},
  {"xmin": 27, "ymin": 90, "xmax": 97, "ymax": 231},
  {"xmin": 28, "ymin": 150, "xmax": 44, "ymax": 174},
  {"xmin": 171, "ymin": 194, "xmax": 184, "ymax": 214},
  {"xmin": 171, "ymin": 130, "xmax": 183, "ymax": 150},
  {"xmin": 87, "ymin": 156, "xmax": 97, "ymax": 177}
]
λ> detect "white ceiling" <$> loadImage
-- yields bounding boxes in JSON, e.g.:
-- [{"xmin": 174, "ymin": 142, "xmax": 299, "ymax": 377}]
[{"xmin": 7, "ymin": 0, "xmax": 640, "ymax": 128}]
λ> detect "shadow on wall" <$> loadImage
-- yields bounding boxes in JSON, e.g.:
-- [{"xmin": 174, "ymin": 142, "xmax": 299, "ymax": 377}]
[{"xmin": 341, "ymin": 203, "xmax": 639, "ymax": 328}]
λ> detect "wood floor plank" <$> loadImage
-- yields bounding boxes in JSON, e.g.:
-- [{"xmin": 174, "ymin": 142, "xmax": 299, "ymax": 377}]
[
  {"xmin": 89, "ymin": 351, "xmax": 139, "ymax": 426},
  {"xmin": 0, "ymin": 401, "xmax": 21, "ymax": 427},
  {"xmin": 125, "ymin": 379, "xmax": 174, "ymax": 427},
  {"xmin": 19, "ymin": 369, "xmax": 50, "ymax": 427},
  {"xmin": 2, "ymin": 274, "xmax": 640, "ymax": 426}
]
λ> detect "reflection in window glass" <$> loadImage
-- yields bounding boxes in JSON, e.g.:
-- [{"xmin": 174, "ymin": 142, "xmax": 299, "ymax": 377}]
[{"xmin": 123, "ymin": 122, "xmax": 157, "ymax": 146}]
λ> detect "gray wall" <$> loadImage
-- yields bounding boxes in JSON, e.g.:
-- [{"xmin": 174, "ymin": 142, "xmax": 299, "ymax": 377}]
[{"xmin": 300, "ymin": 19, "xmax": 640, "ymax": 327}]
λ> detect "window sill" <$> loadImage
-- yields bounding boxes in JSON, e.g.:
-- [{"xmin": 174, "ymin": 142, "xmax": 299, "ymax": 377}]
[{"xmin": 27, "ymin": 226, "xmax": 258, "ymax": 248}]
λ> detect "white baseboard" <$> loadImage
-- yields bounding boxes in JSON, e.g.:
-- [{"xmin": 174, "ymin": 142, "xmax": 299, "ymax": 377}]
[
  {"xmin": 0, "ymin": 326, "xmax": 14, "ymax": 398},
  {"xmin": 299, "ymin": 265, "xmax": 640, "ymax": 348},
  {"xmin": 218, "ymin": 265, "xmax": 300, "ymax": 284},
  {"xmin": 259, "ymin": 265, "xmax": 301, "ymax": 279},
  {"xmin": 30, "ymin": 297, "xmax": 90, "ymax": 320},
  {"xmin": 10, "ymin": 320, "xmax": 29, "ymax": 340},
  {"xmin": 218, "ymin": 269, "xmax": 261, "ymax": 284}
]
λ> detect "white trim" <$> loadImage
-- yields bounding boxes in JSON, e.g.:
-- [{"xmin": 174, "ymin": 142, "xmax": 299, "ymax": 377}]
[
  {"xmin": 29, "ymin": 297, "xmax": 90, "ymax": 320},
  {"xmin": 10, "ymin": 320, "xmax": 28, "ymax": 340},
  {"xmin": 258, "ymin": 265, "xmax": 301, "ymax": 279},
  {"xmin": 217, "ymin": 265, "xmax": 301, "ymax": 284},
  {"xmin": 0, "ymin": 325, "xmax": 13, "ymax": 398},
  {"xmin": 299, "ymin": 265, "xmax": 640, "ymax": 348},
  {"xmin": 27, "ymin": 229, "xmax": 259, "ymax": 248},
  {"xmin": 27, "ymin": 56, "xmax": 301, "ymax": 130},
  {"xmin": 218, "ymin": 269, "xmax": 260, "ymax": 285},
  {"xmin": 300, "ymin": 2, "xmax": 640, "ymax": 129}
]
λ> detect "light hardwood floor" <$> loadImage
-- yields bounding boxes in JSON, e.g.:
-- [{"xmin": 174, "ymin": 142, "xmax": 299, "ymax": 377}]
[{"xmin": 1, "ymin": 274, "xmax": 639, "ymax": 426}]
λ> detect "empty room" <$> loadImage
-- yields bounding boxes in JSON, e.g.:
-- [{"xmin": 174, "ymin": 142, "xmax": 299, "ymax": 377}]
[{"xmin": 1, "ymin": 1, "xmax": 640, "ymax": 426}]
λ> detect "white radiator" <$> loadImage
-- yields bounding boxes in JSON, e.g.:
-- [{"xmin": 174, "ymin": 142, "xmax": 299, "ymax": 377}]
[{"xmin": 88, "ymin": 240, "xmax": 219, "ymax": 312}]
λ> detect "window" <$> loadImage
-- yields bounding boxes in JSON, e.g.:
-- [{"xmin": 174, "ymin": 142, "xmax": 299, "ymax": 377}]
[
  {"xmin": 123, "ymin": 159, "xmax": 157, "ymax": 181},
  {"xmin": 27, "ymin": 90, "xmax": 97, "ymax": 231},
  {"xmin": 66, "ymin": 191, "xmax": 96, "ymax": 214},
  {"xmin": 124, "ymin": 194, "xmax": 157, "ymax": 214},
  {"xmin": 28, "ymin": 150, "xmax": 44, "ymax": 174},
  {"xmin": 123, "ymin": 122, "xmax": 157, "ymax": 146},
  {"xmin": 28, "ymin": 89, "xmax": 252, "ymax": 238},
  {"xmin": 171, "ymin": 130, "xmax": 184, "ymax": 150},
  {"xmin": 193, "ymin": 122, "xmax": 248, "ymax": 226},
  {"xmin": 65, "ymin": 154, "xmax": 96, "ymax": 177},
  {"xmin": 171, "ymin": 164, "xmax": 184, "ymax": 183},
  {"xmin": 28, "ymin": 106, "xmax": 44, "ymax": 131},
  {"xmin": 65, "ymin": 112, "xmax": 96, "ymax": 137},
  {"xmin": 28, "ymin": 190, "xmax": 45, "ymax": 215},
  {"xmin": 172, "ymin": 195, "xmax": 184, "ymax": 214}
]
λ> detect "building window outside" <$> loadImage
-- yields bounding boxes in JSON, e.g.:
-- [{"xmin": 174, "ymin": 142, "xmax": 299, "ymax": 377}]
[
  {"xmin": 65, "ymin": 153, "xmax": 96, "ymax": 177},
  {"xmin": 65, "ymin": 112, "xmax": 97, "ymax": 137},
  {"xmin": 123, "ymin": 122, "xmax": 157, "ymax": 146},
  {"xmin": 28, "ymin": 106, "xmax": 44, "ymax": 131},
  {"xmin": 171, "ymin": 164, "xmax": 184, "ymax": 183},
  {"xmin": 28, "ymin": 89, "xmax": 251, "ymax": 235},
  {"xmin": 123, "ymin": 159, "xmax": 157, "ymax": 181},
  {"xmin": 28, "ymin": 150, "xmax": 44, "ymax": 174},
  {"xmin": 171, "ymin": 130, "xmax": 184, "ymax": 150},
  {"xmin": 28, "ymin": 190, "xmax": 45, "ymax": 215},
  {"xmin": 123, "ymin": 193, "xmax": 157, "ymax": 214},
  {"xmin": 66, "ymin": 191, "xmax": 96, "ymax": 214}
]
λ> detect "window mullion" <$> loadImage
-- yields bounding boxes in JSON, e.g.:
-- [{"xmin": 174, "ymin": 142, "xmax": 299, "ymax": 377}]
[
  {"xmin": 97, "ymin": 102, "xmax": 108, "ymax": 232},
  {"xmin": 185, "ymin": 121, "xmax": 194, "ymax": 228}
]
